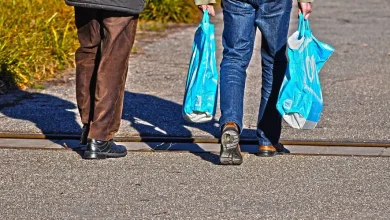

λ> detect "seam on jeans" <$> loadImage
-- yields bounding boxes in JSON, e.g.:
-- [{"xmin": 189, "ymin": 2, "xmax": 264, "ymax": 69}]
[
  {"xmin": 259, "ymin": 2, "xmax": 284, "ymax": 15},
  {"xmin": 223, "ymin": 0, "xmax": 253, "ymax": 13},
  {"xmin": 257, "ymin": 133, "xmax": 275, "ymax": 146},
  {"xmin": 223, "ymin": 54, "xmax": 252, "ymax": 61},
  {"xmin": 222, "ymin": 57, "xmax": 252, "ymax": 64}
]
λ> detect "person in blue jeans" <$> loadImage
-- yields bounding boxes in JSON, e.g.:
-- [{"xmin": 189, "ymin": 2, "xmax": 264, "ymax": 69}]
[{"xmin": 195, "ymin": 0, "xmax": 313, "ymax": 165}]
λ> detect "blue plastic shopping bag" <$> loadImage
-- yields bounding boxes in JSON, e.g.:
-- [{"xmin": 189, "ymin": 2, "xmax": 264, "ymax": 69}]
[
  {"xmin": 183, "ymin": 11, "xmax": 218, "ymax": 123},
  {"xmin": 276, "ymin": 14, "xmax": 334, "ymax": 129}
]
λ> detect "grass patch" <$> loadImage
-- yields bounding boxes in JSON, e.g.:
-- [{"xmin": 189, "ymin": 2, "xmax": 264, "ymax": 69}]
[
  {"xmin": 0, "ymin": 0, "xmax": 77, "ymax": 90},
  {"xmin": 0, "ymin": 0, "xmax": 220, "ymax": 92},
  {"xmin": 140, "ymin": 0, "xmax": 200, "ymax": 23}
]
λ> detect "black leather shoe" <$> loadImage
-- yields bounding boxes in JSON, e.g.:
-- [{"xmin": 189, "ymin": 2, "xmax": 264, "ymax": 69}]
[
  {"xmin": 257, "ymin": 143, "xmax": 290, "ymax": 157},
  {"xmin": 219, "ymin": 122, "xmax": 243, "ymax": 165},
  {"xmin": 83, "ymin": 139, "xmax": 127, "ymax": 159},
  {"xmin": 79, "ymin": 124, "xmax": 90, "ymax": 146}
]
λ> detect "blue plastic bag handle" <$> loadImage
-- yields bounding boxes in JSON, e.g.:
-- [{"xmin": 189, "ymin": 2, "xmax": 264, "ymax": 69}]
[
  {"xmin": 298, "ymin": 13, "xmax": 311, "ymax": 39},
  {"xmin": 202, "ymin": 10, "xmax": 210, "ymax": 24}
]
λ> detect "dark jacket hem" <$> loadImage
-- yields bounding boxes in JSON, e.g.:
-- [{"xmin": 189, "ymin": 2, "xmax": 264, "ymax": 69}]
[{"xmin": 65, "ymin": 0, "xmax": 145, "ymax": 15}]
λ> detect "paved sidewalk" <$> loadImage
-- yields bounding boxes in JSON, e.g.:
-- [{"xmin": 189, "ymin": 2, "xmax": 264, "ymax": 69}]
[
  {"xmin": 1, "ymin": 149, "xmax": 390, "ymax": 219},
  {"xmin": 0, "ymin": 0, "xmax": 389, "ymax": 142}
]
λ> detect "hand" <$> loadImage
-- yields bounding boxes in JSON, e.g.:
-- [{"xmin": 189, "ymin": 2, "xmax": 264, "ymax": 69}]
[
  {"xmin": 298, "ymin": 2, "xmax": 312, "ymax": 20},
  {"xmin": 198, "ymin": 4, "xmax": 215, "ymax": 17}
]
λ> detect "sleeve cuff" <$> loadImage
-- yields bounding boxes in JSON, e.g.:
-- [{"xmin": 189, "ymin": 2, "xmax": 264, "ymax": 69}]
[{"xmin": 194, "ymin": 0, "xmax": 216, "ymax": 5}]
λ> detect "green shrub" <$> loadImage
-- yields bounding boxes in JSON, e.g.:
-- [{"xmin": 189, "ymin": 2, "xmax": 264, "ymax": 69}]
[
  {"xmin": 0, "ymin": 0, "xmax": 77, "ymax": 89},
  {"xmin": 140, "ymin": 0, "xmax": 200, "ymax": 23}
]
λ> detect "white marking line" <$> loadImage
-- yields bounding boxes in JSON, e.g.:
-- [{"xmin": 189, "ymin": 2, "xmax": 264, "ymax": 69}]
[{"xmin": 133, "ymin": 117, "xmax": 168, "ymax": 135}]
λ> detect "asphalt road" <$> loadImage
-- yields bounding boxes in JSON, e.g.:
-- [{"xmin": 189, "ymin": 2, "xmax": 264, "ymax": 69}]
[
  {"xmin": 1, "ymin": 1, "xmax": 390, "ymax": 219},
  {"xmin": 0, "ymin": 0, "xmax": 389, "ymax": 142},
  {"xmin": 1, "ymin": 149, "xmax": 390, "ymax": 219}
]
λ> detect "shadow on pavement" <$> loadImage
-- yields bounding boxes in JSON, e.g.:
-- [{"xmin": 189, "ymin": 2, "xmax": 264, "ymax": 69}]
[
  {"xmin": 192, "ymin": 152, "xmax": 220, "ymax": 165},
  {"xmin": 0, "ymin": 90, "xmax": 81, "ymax": 134},
  {"xmin": 123, "ymin": 91, "xmax": 221, "ymax": 164},
  {"xmin": 0, "ymin": 90, "xmax": 253, "ymax": 164},
  {"xmin": 0, "ymin": 90, "xmax": 82, "ymax": 149}
]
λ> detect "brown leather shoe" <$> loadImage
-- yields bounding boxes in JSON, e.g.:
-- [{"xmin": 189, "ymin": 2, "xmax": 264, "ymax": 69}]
[
  {"xmin": 220, "ymin": 122, "xmax": 243, "ymax": 165},
  {"xmin": 257, "ymin": 143, "xmax": 289, "ymax": 157}
]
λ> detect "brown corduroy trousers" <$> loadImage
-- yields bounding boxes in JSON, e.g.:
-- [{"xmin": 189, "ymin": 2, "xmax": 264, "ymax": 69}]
[{"xmin": 74, "ymin": 7, "xmax": 138, "ymax": 141}]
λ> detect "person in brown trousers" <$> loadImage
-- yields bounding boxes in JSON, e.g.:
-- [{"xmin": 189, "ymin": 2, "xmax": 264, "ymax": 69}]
[{"xmin": 65, "ymin": 0, "xmax": 146, "ymax": 159}]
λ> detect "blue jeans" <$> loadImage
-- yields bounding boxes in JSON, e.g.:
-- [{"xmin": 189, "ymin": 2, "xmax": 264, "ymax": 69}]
[{"xmin": 219, "ymin": 0, "xmax": 292, "ymax": 146}]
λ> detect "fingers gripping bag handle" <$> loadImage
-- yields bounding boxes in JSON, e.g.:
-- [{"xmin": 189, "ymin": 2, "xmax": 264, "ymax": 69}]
[
  {"xmin": 297, "ymin": 13, "xmax": 311, "ymax": 39},
  {"xmin": 200, "ymin": 10, "xmax": 212, "ymax": 35},
  {"xmin": 202, "ymin": 9, "xmax": 210, "ymax": 24}
]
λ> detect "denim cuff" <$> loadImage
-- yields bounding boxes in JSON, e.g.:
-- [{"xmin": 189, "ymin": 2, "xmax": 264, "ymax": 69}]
[{"xmin": 219, "ymin": 120, "xmax": 243, "ymax": 134}]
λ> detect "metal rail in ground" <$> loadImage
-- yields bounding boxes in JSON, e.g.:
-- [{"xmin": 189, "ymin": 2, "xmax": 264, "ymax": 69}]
[{"xmin": 0, "ymin": 133, "xmax": 390, "ymax": 148}]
